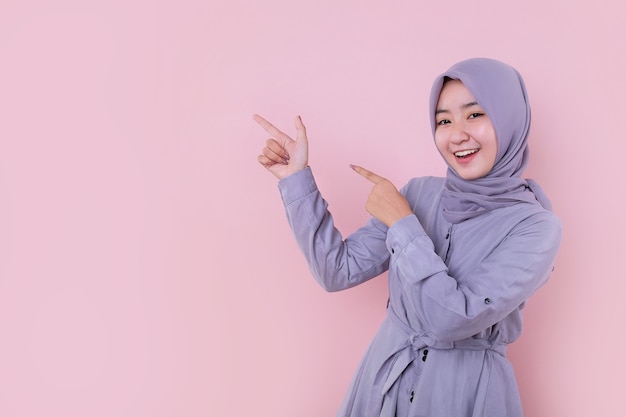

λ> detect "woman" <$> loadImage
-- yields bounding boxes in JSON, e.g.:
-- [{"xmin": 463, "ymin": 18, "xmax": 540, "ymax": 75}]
[{"xmin": 254, "ymin": 58, "xmax": 562, "ymax": 417}]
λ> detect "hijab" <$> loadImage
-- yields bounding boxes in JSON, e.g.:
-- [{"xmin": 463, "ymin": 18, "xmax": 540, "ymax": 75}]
[{"xmin": 428, "ymin": 58, "xmax": 552, "ymax": 224}]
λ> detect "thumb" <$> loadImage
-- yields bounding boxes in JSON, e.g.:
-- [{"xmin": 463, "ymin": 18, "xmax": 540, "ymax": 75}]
[{"xmin": 294, "ymin": 115, "xmax": 308, "ymax": 146}]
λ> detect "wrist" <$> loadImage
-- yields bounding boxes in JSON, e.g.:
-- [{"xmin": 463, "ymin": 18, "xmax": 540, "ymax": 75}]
[
  {"xmin": 282, "ymin": 165, "xmax": 308, "ymax": 180},
  {"xmin": 385, "ymin": 212, "xmax": 412, "ymax": 228}
]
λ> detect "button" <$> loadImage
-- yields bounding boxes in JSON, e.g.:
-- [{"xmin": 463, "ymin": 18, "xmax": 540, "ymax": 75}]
[
  {"xmin": 391, "ymin": 248, "xmax": 395, "ymax": 254},
  {"xmin": 484, "ymin": 298, "xmax": 492, "ymax": 304},
  {"xmin": 422, "ymin": 349, "xmax": 428, "ymax": 362},
  {"xmin": 410, "ymin": 391, "xmax": 414, "ymax": 403}
]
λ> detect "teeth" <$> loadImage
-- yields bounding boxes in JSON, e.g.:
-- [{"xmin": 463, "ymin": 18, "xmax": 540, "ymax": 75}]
[{"xmin": 455, "ymin": 149, "xmax": 478, "ymax": 157}]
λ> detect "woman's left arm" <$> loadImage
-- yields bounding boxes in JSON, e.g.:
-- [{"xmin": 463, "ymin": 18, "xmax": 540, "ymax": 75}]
[{"xmin": 388, "ymin": 211, "xmax": 562, "ymax": 343}]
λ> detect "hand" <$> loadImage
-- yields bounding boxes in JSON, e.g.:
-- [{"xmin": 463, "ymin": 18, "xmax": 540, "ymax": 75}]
[
  {"xmin": 351, "ymin": 165, "xmax": 412, "ymax": 227},
  {"xmin": 254, "ymin": 114, "xmax": 309, "ymax": 180}
]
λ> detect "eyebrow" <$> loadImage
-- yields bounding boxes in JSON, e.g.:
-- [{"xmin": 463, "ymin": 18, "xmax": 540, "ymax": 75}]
[{"xmin": 435, "ymin": 101, "xmax": 480, "ymax": 115}]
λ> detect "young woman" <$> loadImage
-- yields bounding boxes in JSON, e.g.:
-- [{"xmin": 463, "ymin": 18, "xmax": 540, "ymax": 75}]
[{"xmin": 254, "ymin": 58, "xmax": 562, "ymax": 417}]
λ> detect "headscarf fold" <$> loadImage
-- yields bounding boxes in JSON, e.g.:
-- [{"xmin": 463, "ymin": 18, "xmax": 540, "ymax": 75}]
[{"xmin": 428, "ymin": 58, "xmax": 552, "ymax": 223}]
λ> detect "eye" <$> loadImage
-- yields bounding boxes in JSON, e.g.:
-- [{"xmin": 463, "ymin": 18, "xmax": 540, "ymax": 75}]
[
  {"xmin": 437, "ymin": 119, "xmax": 450, "ymax": 126},
  {"xmin": 468, "ymin": 112, "xmax": 484, "ymax": 119}
]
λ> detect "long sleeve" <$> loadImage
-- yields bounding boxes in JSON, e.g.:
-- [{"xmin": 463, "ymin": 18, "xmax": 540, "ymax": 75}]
[
  {"xmin": 278, "ymin": 167, "xmax": 390, "ymax": 292},
  {"xmin": 385, "ymin": 209, "xmax": 562, "ymax": 343}
]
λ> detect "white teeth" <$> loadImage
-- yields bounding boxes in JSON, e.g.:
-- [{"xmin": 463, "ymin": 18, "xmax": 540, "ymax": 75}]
[{"xmin": 455, "ymin": 149, "xmax": 478, "ymax": 157}]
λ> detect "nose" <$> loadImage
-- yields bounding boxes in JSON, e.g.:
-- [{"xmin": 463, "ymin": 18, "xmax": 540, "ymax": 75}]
[{"xmin": 450, "ymin": 121, "xmax": 469, "ymax": 144}]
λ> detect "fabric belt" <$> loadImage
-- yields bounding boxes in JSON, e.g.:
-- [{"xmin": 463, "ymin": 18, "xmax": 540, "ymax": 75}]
[{"xmin": 381, "ymin": 309, "xmax": 506, "ymax": 395}]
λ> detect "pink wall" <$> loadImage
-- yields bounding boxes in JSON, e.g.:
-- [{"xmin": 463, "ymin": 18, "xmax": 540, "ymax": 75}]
[{"xmin": 0, "ymin": 0, "xmax": 624, "ymax": 416}]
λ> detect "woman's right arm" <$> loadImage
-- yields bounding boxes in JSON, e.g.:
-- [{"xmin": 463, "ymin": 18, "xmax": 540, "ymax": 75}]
[
  {"xmin": 279, "ymin": 167, "xmax": 390, "ymax": 291},
  {"xmin": 254, "ymin": 114, "xmax": 390, "ymax": 291}
]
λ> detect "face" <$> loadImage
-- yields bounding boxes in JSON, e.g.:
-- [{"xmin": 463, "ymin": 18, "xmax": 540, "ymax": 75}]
[{"xmin": 434, "ymin": 80, "xmax": 497, "ymax": 180}]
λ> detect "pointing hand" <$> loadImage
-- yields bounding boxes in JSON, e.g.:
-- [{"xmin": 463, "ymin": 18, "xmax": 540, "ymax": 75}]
[
  {"xmin": 254, "ymin": 114, "xmax": 308, "ymax": 180},
  {"xmin": 351, "ymin": 165, "xmax": 412, "ymax": 227}
]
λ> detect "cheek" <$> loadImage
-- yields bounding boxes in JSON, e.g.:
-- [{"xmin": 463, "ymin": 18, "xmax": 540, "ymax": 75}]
[
  {"xmin": 485, "ymin": 127, "xmax": 498, "ymax": 163},
  {"xmin": 474, "ymin": 124, "xmax": 498, "ymax": 158},
  {"xmin": 434, "ymin": 132, "xmax": 447, "ymax": 154}
]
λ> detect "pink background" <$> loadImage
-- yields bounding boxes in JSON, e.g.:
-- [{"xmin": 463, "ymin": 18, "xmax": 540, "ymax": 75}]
[{"xmin": 0, "ymin": 0, "xmax": 624, "ymax": 416}]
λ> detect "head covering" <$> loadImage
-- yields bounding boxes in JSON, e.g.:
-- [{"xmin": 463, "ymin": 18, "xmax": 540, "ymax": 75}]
[{"xmin": 429, "ymin": 57, "xmax": 552, "ymax": 223}]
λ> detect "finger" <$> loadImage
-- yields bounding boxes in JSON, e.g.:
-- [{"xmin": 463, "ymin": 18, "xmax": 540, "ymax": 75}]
[
  {"xmin": 257, "ymin": 154, "xmax": 270, "ymax": 167},
  {"xmin": 258, "ymin": 154, "xmax": 278, "ymax": 168},
  {"xmin": 350, "ymin": 165, "xmax": 386, "ymax": 184},
  {"xmin": 265, "ymin": 138, "xmax": 290, "ymax": 160},
  {"xmin": 262, "ymin": 145, "xmax": 288, "ymax": 164},
  {"xmin": 253, "ymin": 114, "xmax": 293, "ymax": 144}
]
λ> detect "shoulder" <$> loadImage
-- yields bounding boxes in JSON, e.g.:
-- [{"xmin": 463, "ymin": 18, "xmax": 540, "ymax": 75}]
[
  {"xmin": 401, "ymin": 176, "xmax": 445, "ymax": 197},
  {"xmin": 518, "ymin": 206, "xmax": 562, "ymax": 242},
  {"xmin": 451, "ymin": 205, "xmax": 562, "ymax": 281},
  {"xmin": 400, "ymin": 177, "xmax": 446, "ymax": 227},
  {"xmin": 490, "ymin": 204, "xmax": 562, "ymax": 251},
  {"xmin": 461, "ymin": 203, "xmax": 562, "ymax": 249},
  {"xmin": 512, "ymin": 203, "xmax": 561, "ymax": 230}
]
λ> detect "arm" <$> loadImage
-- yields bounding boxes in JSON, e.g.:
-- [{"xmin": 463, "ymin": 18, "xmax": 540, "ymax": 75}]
[
  {"xmin": 387, "ymin": 212, "xmax": 562, "ymax": 343},
  {"xmin": 279, "ymin": 167, "xmax": 391, "ymax": 291},
  {"xmin": 254, "ymin": 115, "xmax": 391, "ymax": 291},
  {"xmin": 350, "ymin": 165, "xmax": 562, "ymax": 342}
]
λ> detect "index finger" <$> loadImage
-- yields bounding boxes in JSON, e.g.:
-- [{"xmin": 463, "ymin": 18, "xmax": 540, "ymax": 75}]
[
  {"xmin": 350, "ymin": 164, "xmax": 386, "ymax": 184},
  {"xmin": 253, "ymin": 114, "xmax": 292, "ymax": 142}
]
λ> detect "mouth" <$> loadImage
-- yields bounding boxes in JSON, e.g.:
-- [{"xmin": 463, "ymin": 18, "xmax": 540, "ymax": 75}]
[{"xmin": 454, "ymin": 149, "xmax": 479, "ymax": 159}]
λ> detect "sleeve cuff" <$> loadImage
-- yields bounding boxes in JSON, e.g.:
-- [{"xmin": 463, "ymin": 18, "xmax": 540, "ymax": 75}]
[
  {"xmin": 277, "ymin": 167, "xmax": 318, "ymax": 205},
  {"xmin": 386, "ymin": 214, "xmax": 429, "ymax": 255}
]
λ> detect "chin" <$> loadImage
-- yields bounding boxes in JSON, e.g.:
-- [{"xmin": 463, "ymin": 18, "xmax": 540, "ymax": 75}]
[{"xmin": 453, "ymin": 168, "xmax": 485, "ymax": 181}]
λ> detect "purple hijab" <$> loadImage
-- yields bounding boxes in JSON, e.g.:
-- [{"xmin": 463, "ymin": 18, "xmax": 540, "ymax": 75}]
[{"xmin": 429, "ymin": 58, "xmax": 551, "ymax": 224}]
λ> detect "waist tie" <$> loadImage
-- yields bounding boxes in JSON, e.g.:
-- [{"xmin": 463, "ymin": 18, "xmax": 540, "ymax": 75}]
[{"xmin": 381, "ymin": 310, "xmax": 507, "ymax": 395}]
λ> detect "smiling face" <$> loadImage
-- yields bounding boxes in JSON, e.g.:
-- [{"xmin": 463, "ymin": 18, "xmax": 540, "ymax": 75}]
[{"xmin": 434, "ymin": 79, "xmax": 498, "ymax": 180}]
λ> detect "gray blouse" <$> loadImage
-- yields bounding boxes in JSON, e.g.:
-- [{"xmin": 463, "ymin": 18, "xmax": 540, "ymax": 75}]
[{"xmin": 278, "ymin": 167, "xmax": 562, "ymax": 417}]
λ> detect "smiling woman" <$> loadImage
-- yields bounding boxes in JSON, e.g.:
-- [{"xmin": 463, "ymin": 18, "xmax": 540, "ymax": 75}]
[
  {"xmin": 434, "ymin": 79, "xmax": 498, "ymax": 180},
  {"xmin": 254, "ymin": 57, "xmax": 562, "ymax": 417}
]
